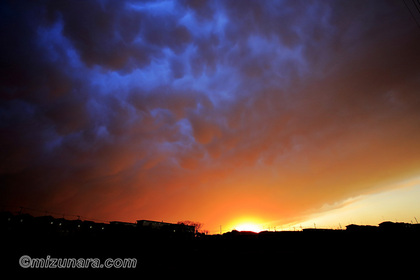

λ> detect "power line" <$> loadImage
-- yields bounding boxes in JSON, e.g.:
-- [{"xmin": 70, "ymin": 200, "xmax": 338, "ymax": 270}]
[
  {"xmin": 412, "ymin": 0, "xmax": 420, "ymax": 15},
  {"xmin": 403, "ymin": 0, "xmax": 420, "ymax": 31}
]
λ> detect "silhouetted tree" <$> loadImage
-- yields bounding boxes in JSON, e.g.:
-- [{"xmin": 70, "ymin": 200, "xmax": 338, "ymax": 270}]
[{"xmin": 177, "ymin": 220, "xmax": 204, "ymax": 233}]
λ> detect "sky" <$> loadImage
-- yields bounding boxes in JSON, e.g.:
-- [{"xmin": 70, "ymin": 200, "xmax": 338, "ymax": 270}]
[{"xmin": 1, "ymin": 0, "xmax": 420, "ymax": 234}]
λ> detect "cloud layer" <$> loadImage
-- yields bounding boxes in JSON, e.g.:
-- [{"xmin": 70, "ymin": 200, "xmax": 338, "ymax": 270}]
[{"xmin": 1, "ymin": 0, "xmax": 420, "ymax": 230}]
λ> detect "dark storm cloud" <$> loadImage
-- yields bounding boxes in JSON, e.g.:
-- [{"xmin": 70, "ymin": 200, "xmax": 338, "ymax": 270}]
[
  {"xmin": 1, "ymin": 0, "xmax": 420, "ymax": 222},
  {"xmin": 44, "ymin": 0, "xmax": 193, "ymax": 71}
]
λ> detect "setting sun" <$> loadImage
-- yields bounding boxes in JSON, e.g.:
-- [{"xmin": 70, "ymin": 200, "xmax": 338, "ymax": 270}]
[{"xmin": 234, "ymin": 223, "xmax": 263, "ymax": 233}]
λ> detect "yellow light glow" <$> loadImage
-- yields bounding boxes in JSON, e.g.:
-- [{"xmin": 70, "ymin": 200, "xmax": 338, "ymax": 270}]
[{"xmin": 234, "ymin": 223, "xmax": 263, "ymax": 233}]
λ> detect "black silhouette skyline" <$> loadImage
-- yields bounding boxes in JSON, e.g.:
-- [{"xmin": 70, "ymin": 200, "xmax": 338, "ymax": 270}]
[{"xmin": 2, "ymin": 210, "xmax": 420, "ymax": 275}]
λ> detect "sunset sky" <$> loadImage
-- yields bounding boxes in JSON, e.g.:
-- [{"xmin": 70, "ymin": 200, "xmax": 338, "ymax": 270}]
[{"xmin": 1, "ymin": 0, "xmax": 420, "ymax": 233}]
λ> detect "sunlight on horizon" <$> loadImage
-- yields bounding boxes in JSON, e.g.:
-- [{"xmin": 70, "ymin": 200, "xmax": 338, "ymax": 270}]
[
  {"xmin": 234, "ymin": 223, "xmax": 263, "ymax": 233},
  {"xmin": 283, "ymin": 176, "xmax": 420, "ymax": 230},
  {"xmin": 228, "ymin": 216, "xmax": 265, "ymax": 233}
]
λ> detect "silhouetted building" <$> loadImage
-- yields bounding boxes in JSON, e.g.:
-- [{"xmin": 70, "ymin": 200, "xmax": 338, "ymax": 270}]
[
  {"xmin": 108, "ymin": 221, "xmax": 136, "ymax": 236},
  {"xmin": 137, "ymin": 219, "xmax": 195, "ymax": 235},
  {"xmin": 137, "ymin": 220, "xmax": 172, "ymax": 229},
  {"xmin": 379, "ymin": 221, "xmax": 412, "ymax": 232},
  {"xmin": 110, "ymin": 221, "xmax": 136, "ymax": 227},
  {"xmin": 0, "ymin": 211, "xmax": 14, "ymax": 231},
  {"xmin": 346, "ymin": 224, "xmax": 378, "ymax": 232}
]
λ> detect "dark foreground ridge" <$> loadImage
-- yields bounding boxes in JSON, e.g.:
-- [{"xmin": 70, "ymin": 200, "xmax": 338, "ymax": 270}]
[{"xmin": 1, "ymin": 212, "xmax": 420, "ymax": 275}]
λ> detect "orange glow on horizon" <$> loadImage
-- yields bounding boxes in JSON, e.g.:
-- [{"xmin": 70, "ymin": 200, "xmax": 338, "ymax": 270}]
[
  {"xmin": 227, "ymin": 216, "xmax": 265, "ymax": 233},
  {"xmin": 234, "ymin": 223, "xmax": 263, "ymax": 233}
]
